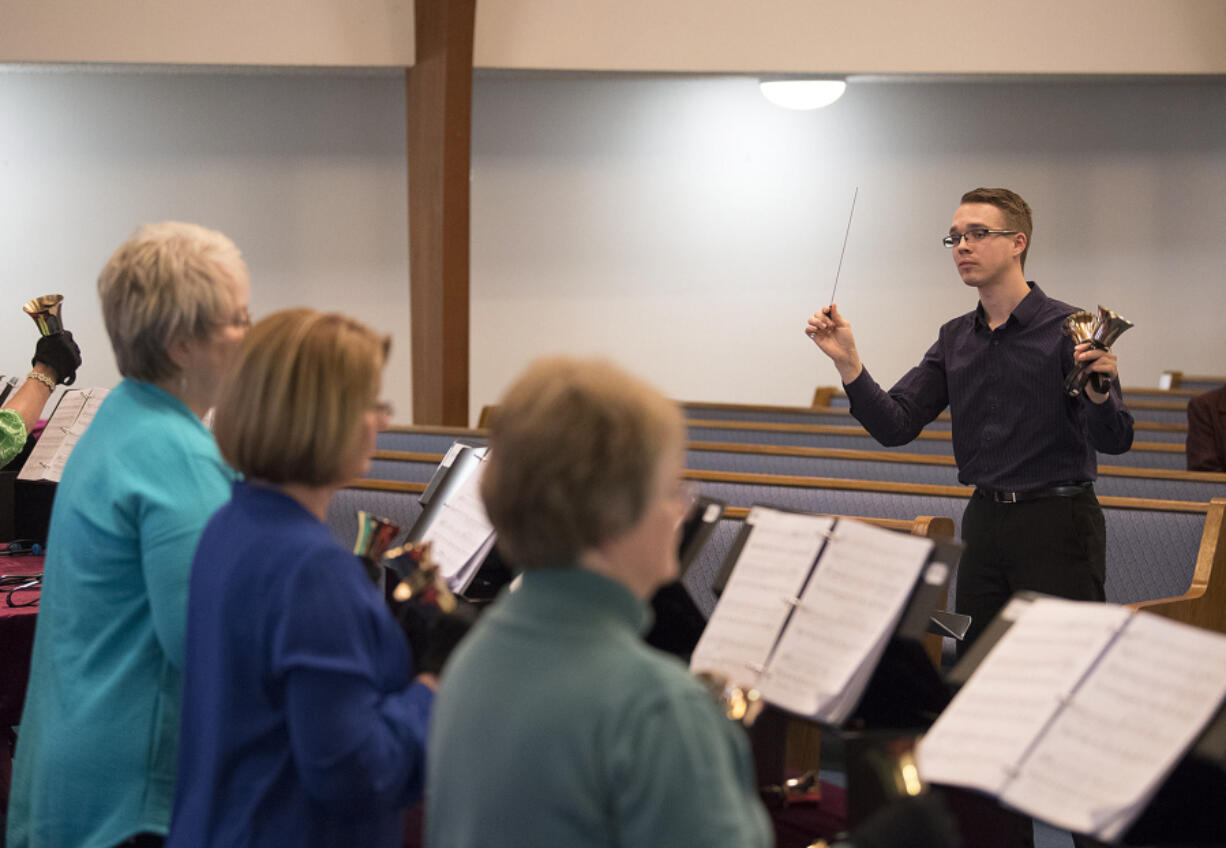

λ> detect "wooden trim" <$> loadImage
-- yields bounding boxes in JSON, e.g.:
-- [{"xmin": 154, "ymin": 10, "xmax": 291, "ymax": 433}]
[
  {"xmin": 810, "ymin": 386, "xmax": 839, "ymax": 407},
  {"xmin": 719, "ymin": 505, "xmax": 954, "ymax": 539},
  {"xmin": 344, "ymin": 479, "xmax": 428, "ymax": 494},
  {"xmin": 688, "ymin": 418, "xmax": 1186, "ymax": 454},
  {"xmin": 1123, "ymin": 441, "xmax": 1185, "ymax": 454},
  {"xmin": 1157, "ymin": 372, "xmax": 1216, "ymax": 392},
  {"xmin": 687, "ymin": 418, "xmax": 952, "ymax": 442},
  {"xmin": 1124, "ymin": 387, "xmax": 1203, "ymax": 399},
  {"xmin": 369, "ymin": 438, "xmax": 1225, "ymax": 487},
  {"xmin": 685, "ymin": 401, "xmax": 1187, "ymax": 433},
  {"xmin": 683, "ymin": 467, "xmax": 1211, "ymax": 514},
  {"xmin": 1129, "ymin": 498, "xmax": 1226, "ymax": 632},
  {"xmin": 690, "ymin": 440, "xmax": 958, "ymax": 466},
  {"xmin": 383, "ymin": 424, "xmax": 488, "ymax": 437},
  {"xmin": 811, "ymin": 385, "xmax": 1195, "ymax": 408},
  {"xmin": 1127, "ymin": 399, "xmax": 1188, "ymax": 411},
  {"xmin": 686, "ymin": 440, "xmax": 1226, "ymax": 483},
  {"xmin": 373, "ymin": 450, "xmax": 444, "ymax": 463},
  {"xmin": 344, "ymin": 477, "xmax": 959, "ymax": 542},
  {"xmin": 1133, "ymin": 420, "xmax": 1188, "ymax": 433},
  {"xmin": 407, "ymin": 0, "xmax": 476, "ymax": 426}
]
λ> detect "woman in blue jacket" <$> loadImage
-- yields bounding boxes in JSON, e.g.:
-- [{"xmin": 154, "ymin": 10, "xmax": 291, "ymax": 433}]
[{"xmin": 167, "ymin": 309, "xmax": 432, "ymax": 848}]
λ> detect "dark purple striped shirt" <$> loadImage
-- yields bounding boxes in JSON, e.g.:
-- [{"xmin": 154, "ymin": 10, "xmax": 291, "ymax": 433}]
[{"xmin": 843, "ymin": 283, "xmax": 1134, "ymax": 491}]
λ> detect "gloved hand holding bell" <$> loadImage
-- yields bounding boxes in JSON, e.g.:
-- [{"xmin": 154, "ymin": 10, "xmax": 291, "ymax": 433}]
[{"xmin": 24, "ymin": 294, "xmax": 82, "ymax": 386}]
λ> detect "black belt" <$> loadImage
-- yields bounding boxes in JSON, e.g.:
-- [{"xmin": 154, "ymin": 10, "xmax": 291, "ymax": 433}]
[{"xmin": 973, "ymin": 482, "xmax": 1094, "ymax": 504}]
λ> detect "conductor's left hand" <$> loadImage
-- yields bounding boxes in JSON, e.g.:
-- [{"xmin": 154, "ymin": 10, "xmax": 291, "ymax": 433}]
[{"xmin": 1076, "ymin": 342, "xmax": 1118, "ymax": 404}]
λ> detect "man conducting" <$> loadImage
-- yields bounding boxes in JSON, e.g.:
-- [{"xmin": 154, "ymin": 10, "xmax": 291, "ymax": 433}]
[{"xmin": 806, "ymin": 187, "xmax": 1134, "ymax": 653}]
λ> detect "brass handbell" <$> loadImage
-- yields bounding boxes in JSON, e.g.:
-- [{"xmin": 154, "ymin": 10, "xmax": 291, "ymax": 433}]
[
  {"xmin": 694, "ymin": 670, "xmax": 766, "ymax": 727},
  {"xmin": 1062, "ymin": 304, "xmax": 1134, "ymax": 397},
  {"xmin": 386, "ymin": 541, "xmax": 457, "ymax": 612},
  {"xmin": 23, "ymin": 294, "xmax": 65, "ymax": 336},
  {"xmin": 353, "ymin": 510, "xmax": 401, "ymax": 584}
]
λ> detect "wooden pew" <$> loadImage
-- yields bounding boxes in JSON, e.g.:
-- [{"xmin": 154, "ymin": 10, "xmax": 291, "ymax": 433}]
[
  {"xmin": 364, "ymin": 440, "xmax": 1225, "ymax": 523},
  {"xmin": 1130, "ymin": 497, "xmax": 1226, "ymax": 633},
  {"xmin": 1162, "ymin": 371, "xmax": 1226, "ymax": 392},
  {"xmin": 682, "ymin": 399, "xmax": 1186, "ymax": 443},
  {"xmin": 683, "ymin": 441, "xmax": 1226, "ymax": 503},
  {"xmin": 809, "ymin": 384, "xmax": 1190, "ymax": 423},
  {"xmin": 686, "ymin": 418, "xmax": 1188, "ymax": 469},
  {"xmin": 681, "ymin": 468, "xmax": 1210, "ymax": 607}
]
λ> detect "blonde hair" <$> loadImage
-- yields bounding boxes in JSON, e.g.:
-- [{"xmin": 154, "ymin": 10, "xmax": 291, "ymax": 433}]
[
  {"xmin": 481, "ymin": 357, "xmax": 683, "ymax": 569},
  {"xmin": 97, "ymin": 221, "xmax": 249, "ymax": 382},
  {"xmin": 213, "ymin": 309, "xmax": 389, "ymax": 486}
]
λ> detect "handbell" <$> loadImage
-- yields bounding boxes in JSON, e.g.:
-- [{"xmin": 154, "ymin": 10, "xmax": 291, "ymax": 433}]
[
  {"xmin": 1062, "ymin": 304, "xmax": 1133, "ymax": 397},
  {"xmin": 386, "ymin": 541, "xmax": 457, "ymax": 613},
  {"xmin": 23, "ymin": 294, "xmax": 65, "ymax": 336},
  {"xmin": 693, "ymin": 670, "xmax": 766, "ymax": 728},
  {"xmin": 353, "ymin": 510, "xmax": 400, "ymax": 584}
]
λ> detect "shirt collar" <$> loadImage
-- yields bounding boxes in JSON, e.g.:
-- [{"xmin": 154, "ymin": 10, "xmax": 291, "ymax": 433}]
[
  {"xmin": 511, "ymin": 568, "xmax": 653, "ymax": 635},
  {"xmin": 974, "ymin": 280, "xmax": 1045, "ymax": 330}
]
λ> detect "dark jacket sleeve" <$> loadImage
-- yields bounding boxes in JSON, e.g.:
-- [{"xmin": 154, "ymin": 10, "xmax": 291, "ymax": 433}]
[
  {"xmin": 1186, "ymin": 389, "xmax": 1226, "ymax": 472},
  {"xmin": 843, "ymin": 338, "xmax": 950, "ymax": 447},
  {"xmin": 1083, "ymin": 381, "xmax": 1134, "ymax": 455}
]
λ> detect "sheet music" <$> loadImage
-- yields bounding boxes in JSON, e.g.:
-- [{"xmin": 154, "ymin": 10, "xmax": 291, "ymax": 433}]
[
  {"xmin": 1002, "ymin": 612, "xmax": 1226, "ymax": 840},
  {"xmin": 918, "ymin": 598, "xmax": 1129, "ymax": 794},
  {"xmin": 689, "ymin": 508, "xmax": 831, "ymax": 685},
  {"xmin": 18, "ymin": 388, "xmax": 108, "ymax": 482},
  {"xmin": 759, "ymin": 519, "xmax": 933, "ymax": 721},
  {"xmin": 421, "ymin": 455, "xmax": 496, "ymax": 588}
]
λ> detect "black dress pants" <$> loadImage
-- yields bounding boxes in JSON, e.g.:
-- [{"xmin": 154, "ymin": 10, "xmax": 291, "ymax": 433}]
[
  {"xmin": 956, "ymin": 488, "xmax": 1106, "ymax": 656},
  {"xmin": 950, "ymin": 488, "xmax": 1107, "ymax": 848}
]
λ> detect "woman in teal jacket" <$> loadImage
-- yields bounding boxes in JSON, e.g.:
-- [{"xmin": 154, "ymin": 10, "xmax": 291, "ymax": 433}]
[{"xmin": 7, "ymin": 222, "xmax": 251, "ymax": 848}]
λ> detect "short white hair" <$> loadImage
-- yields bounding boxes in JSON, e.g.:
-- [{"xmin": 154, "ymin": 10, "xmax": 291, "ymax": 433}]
[{"xmin": 97, "ymin": 221, "xmax": 248, "ymax": 382}]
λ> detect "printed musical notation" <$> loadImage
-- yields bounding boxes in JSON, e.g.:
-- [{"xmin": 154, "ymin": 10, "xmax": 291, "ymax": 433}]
[
  {"xmin": 918, "ymin": 597, "xmax": 1226, "ymax": 841},
  {"xmin": 18, "ymin": 387, "xmax": 109, "ymax": 483},
  {"xmin": 689, "ymin": 507, "xmax": 935, "ymax": 725}
]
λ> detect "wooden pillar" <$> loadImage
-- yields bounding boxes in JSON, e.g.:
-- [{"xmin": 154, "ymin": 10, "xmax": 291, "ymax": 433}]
[{"xmin": 407, "ymin": 0, "xmax": 475, "ymax": 425}]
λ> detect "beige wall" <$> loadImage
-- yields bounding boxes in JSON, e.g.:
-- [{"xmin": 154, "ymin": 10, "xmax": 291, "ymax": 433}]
[
  {"xmin": 0, "ymin": 0, "xmax": 416, "ymax": 66},
  {"xmin": 474, "ymin": 1, "xmax": 1226, "ymax": 75},
  {"xmin": 5, "ymin": 0, "xmax": 1226, "ymax": 74}
]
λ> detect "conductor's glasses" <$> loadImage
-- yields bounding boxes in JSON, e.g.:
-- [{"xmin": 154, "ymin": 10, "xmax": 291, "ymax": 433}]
[{"xmin": 942, "ymin": 228, "xmax": 1018, "ymax": 248}]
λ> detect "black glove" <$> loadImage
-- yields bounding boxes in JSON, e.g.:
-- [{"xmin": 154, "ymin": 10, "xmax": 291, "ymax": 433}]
[{"xmin": 32, "ymin": 331, "xmax": 82, "ymax": 386}]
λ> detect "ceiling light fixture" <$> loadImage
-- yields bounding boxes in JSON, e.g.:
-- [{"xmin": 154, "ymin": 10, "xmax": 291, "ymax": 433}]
[{"xmin": 759, "ymin": 79, "xmax": 847, "ymax": 110}]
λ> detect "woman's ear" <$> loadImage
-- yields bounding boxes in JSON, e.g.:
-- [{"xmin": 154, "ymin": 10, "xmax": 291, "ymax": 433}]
[{"xmin": 165, "ymin": 335, "xmax": 195, "ymax": 372}]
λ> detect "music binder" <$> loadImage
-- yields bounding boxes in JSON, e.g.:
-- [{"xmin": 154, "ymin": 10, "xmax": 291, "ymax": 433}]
[
  {"xmin": 712, "ymin": 514, "xmax": 970, "ymax": 646},
  {"xmin": 401, "ymin": 442, "xmax": 494, "ymax": 594},
  {"xmin": 17, "ymin": 386, "xmax": 108, "ymax": 483},
  {"xmin": 918, "ymin": 592, "xmax": 1226, "ymax": 844},
  {"xmin": 689, "ymin": 506, "xmax": 954, "ymax": 728}
]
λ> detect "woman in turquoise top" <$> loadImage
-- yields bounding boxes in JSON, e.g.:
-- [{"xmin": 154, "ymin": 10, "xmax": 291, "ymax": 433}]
[
  {"xmin": 7, "ymin": 222, "xmax": 252, "ymax": 848},
  {"xmin": 427, "ymin": 358, "xmax": 773, "ymax": 848}
]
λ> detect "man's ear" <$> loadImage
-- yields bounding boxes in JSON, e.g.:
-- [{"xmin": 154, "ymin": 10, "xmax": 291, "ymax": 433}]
[{"xmin": 1012, "ymin": 231, "xmax": 1027, "ymax": 259}]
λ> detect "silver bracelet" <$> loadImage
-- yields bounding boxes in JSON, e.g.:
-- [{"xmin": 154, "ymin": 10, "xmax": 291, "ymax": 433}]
[{"xmin": 26, "ymin": 370, "xmax": 57, "ymax": 392}]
